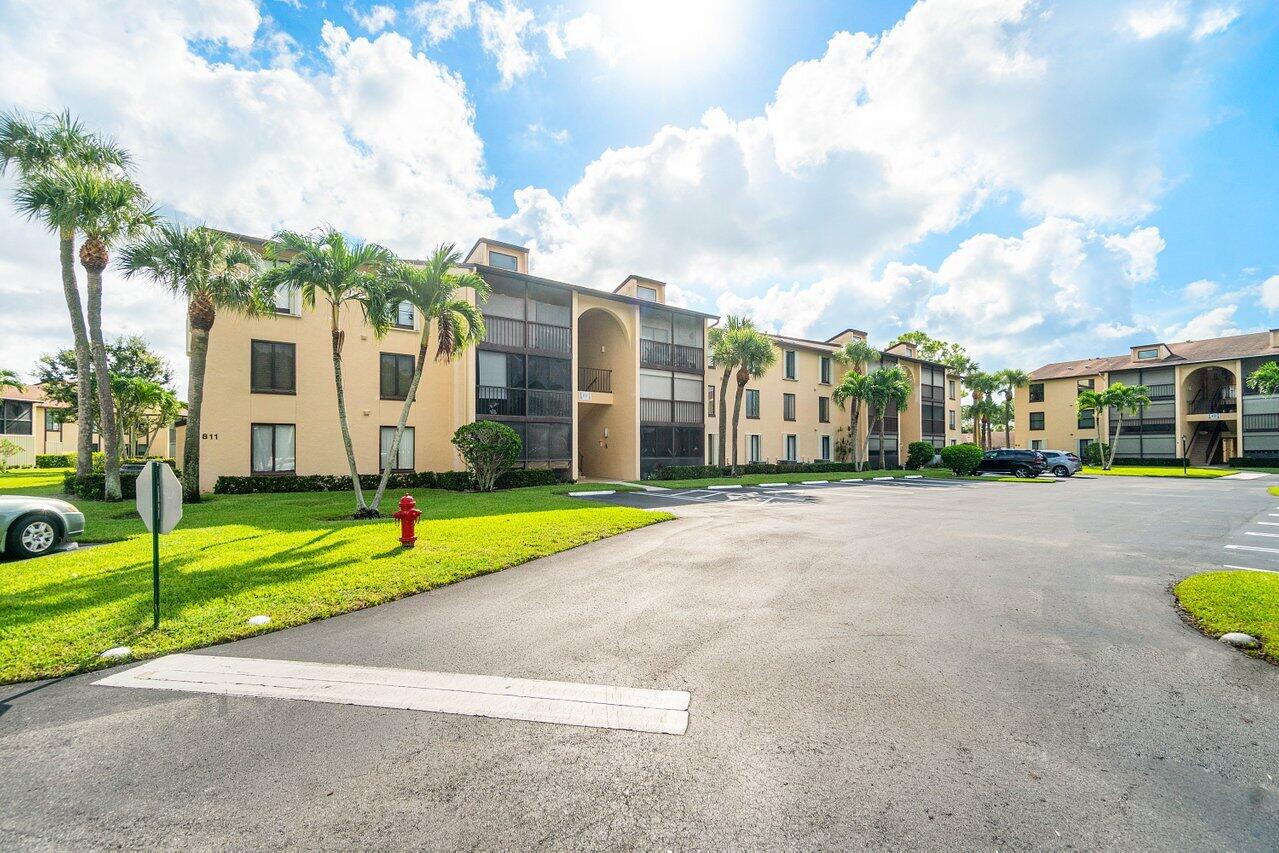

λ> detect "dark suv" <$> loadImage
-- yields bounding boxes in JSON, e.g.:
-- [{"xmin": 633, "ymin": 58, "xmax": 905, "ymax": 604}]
[{"xmin": 976, "ymin": 449, "xmax": 1047, "ymax": 478}]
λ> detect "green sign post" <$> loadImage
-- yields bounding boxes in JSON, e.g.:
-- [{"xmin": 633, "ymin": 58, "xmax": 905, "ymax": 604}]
[{"xmin": 136, "ymin": 461, "xmax": 184, "ymax": 628}]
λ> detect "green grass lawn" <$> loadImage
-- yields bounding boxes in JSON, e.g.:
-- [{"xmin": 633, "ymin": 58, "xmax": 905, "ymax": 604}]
[
  {"xmin": 636, "ymin": 469, "xmax": 956, "ymax": 490},
  {"xmin": 0, "ymin": 468, "xmax": 669, "ymax": 684},
  {"xmin": 1176, "ymin": 571, "xmax": 1279, "ymax": 660},
  {"xmin": 1081, "ymin": 465, "xmax": 1232, "ymax": 479}
]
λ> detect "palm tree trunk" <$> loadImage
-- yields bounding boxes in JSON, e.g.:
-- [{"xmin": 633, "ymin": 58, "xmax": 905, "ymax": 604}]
[
  {"xmin": 183, "ymin": 320, "xmax": 210, "ymax": 502},
  {"xmin": 58, "ymin": 230, "xmax": 93, "ymax": 478},
  {"xmin": 730, "ymin": 379, "xmax": 746, "ymax": 475},
  {"xmin": 717, "ymin": 366, "xmax": 731, "ymax": 468},
  {"xmin": 330, "ymin": 317, "xmax": 368, "ymax": 514},
  {"xmin": 1095, "ymin": 416, "xmax": 1104, "ymax": 467},
  {"xmin": 877, "ymin": 410, "xmax": 886, "ymax": 471},
  {"xmin": 1004, "ymin": 391, "xmax": 1012, "ymax": 448},
  {"xmin": 85, "ymin": 266, "xmax": 121, "ymax": 500},
  {"xmin": 1106, "ymin": 414, "xmax": 1122, "ymax": 470},
  {"xmin": 372, "ymin": 330, "xmax": 431, "ymax": 511}
]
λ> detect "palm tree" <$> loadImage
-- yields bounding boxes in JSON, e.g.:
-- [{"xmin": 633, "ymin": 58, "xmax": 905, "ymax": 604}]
[
  {"xmin": 370, "ymin": 245, "xmax": 489, "ymax": 511},
  {"xmin": 1075, "ymin": 388, "xmax": 1107, "ymax": 465},
  {"xmin": 998, "ymin": 368, "xmax": 1030, "ymax": 449},
  {"xmin": 707, "ymin": 315, "xmax": 752, "ymax": 467},
  {"xmin": 261, "ymin": 229, "xmax": 399, "ymax": 517},
  {"xmin": 0, "ymin": 369, "xmax": 24, "ymax": 393},
  {"xmin": 965, "ymin": 370, "xmax": 1001, "ymax": 449},
  {"xmin": 1099, "ymin": 383, "xmax": 1151, "ymax": 471},
  {"xmin": 833, "ymin": 337, "xmax": 878, "ymax": 470},
  {"xmin": 728, "ymin": 328, "xmax": 777, "ymax": 473},
  {"xmin": 2, "ymin": 110, "xmax": 130, "ymax": 478},
  {"xmin": 120, "ymin": 223, "xmax": 269, "ymax": 501},
  {"xmin": 831, "ymin": 370, "xmax": 871, "ymax": 468},
  {"xmin": 865, "ymin": 365, "xmax": 913, "ymax": 470}
]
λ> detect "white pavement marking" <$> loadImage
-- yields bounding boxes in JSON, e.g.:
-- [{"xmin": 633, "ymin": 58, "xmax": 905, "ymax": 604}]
[
  {"xmin": 1224, "ymin": 564, "xmax": 1279, "ymax": 574},
  {"xmin": 759, "ymin": 482, "xmax": 788, "ymax": 487},
  {"xmin": 568, "ymin": 490, "xmax": 615, "ymax": 497},
  {"xmin": 1258, "ymin": 522, "xmax": 1279, "ymax": 526},
  {"xmin": 96, "ymin": 654, "xmax": 690, "ymax": 735},
  {"xmin": 904, "ymin": 475, "xmax": 923, "ymax": 479},
  {"xmin": 801, "ymin": 480, "xmax": 828, "ymax": 485},
  {"xmin": 1226, "ymin": 544, "xmax": 1279, "ymax": 554},
  {"xmin": 873, "ymin": 476, "xmax": 893, "ymax": 481},
  {"xmin": 707, "ymin": 484, "xmax": 742, "ymax": 490},
  {"xmin": 1245, "ymin": 531, "xmax": 1279, "ymax": 538},
  {"xmin": 1227, "ymin": 471, "xmax": 1270, "ymax": 479}
]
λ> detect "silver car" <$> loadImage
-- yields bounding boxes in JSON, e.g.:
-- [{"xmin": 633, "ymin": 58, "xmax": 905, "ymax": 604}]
[
  {"xmin": 1, "ymin": 495, "xmax": 86, "ymax": 559},
  {"xmin": 1039, "ymin": 450, "xmax": 1083, "ymax": 477}
]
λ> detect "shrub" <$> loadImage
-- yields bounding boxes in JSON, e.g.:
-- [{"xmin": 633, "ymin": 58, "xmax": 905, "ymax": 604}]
[
  {"xmin": 650, "ymin": 461, "xmax": 870, "ymax": 480},
  {"xmin": 451, "ymin": 421, "xmax": 521, "ymax": 492},
  {"xmin": 905, "ymin": 441, "xmax": 936, "ymax": 471},
  {"xmin": 940, "ymin": 442, "xmax": 983, "ymax": 476},
  {"xmin": 210, "ymin": 467, "xmax": 558, "ymax": 496},
  {"xmin": 0, "ymin": 438, "xmax": 22, "ymax": 472},
  {"xmin": 62, "ymin": 459, "xmax": 181, "ymax": 500},
  {"xmin": 1230, "ymin": 457, "xmax": 1279, "ymax": 468},
  {"xmin": 1081, "ymin": 442, "xmax": 1108, "ymax": 466},
  {"xmin": 36, "ymin": 453, "xmax": 76, "ymax": 468}
]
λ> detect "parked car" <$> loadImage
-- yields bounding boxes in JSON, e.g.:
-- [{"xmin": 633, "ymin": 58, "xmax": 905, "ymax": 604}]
[
  {"xmin": 1039, "ymin": 450, "xmax": 1082, "ymax": 478},
  {"xmin": 1, "ymin": 495, "xmax": 85, "ymax": 559},
  {"xmin": 976, "ymin": 449, "xmax": 1047, "ymax": 478}
]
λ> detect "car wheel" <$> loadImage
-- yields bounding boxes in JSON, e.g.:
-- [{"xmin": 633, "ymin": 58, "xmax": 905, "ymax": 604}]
[
  {"xmin": 1013, "ymin": 465, "xmax": 1034, "ymax": 478},
  {"xmin": 6, "ymin": 513, "xmax": 62, "ymax": 559},
  {"xmin": 1052, "ymin": 465, "xmax": 1069, "ymax": 477}
]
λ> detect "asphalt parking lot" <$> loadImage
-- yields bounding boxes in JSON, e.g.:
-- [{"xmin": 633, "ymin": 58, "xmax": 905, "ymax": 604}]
[{"xmin": 3, "ymin": 474, "xmax": 1278, "ymax": 849}]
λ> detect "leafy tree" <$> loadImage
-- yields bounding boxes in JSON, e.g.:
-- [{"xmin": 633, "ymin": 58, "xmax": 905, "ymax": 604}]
[
  {"xmin": 940, "ymin": 442, "xmax": 983, "ymax": 476},
  {"xmin": 261, "ymin": 229, "xmax": 399, "ymax": 517},
  {"xmin": 120, "ymin": 223, "xmax": 269, "ymax": 501},
  {"xmin": 997, "ymin": 368, "xmax": 1030, "ymax": 449},
  {"xmin": 451, "ymin": 421, "xmax": 520, "ymax": 492},
  {"xmin": 1099, "ymin": 383, "xmax": 1151, "ymax": 470},
  {"xmin": 965, "ymin": 370, "xmax": 1001, "ymax": 448},
  {"xmin": 112, "ymin": 377, "xmax": 182, "ymax": 457},
  {"xmin": 728, "ymin": 327, "xmax": 777, "ymax": 473},
  {"xmin": 889, "ymin": 330, "xmax": 970, "ymax": 369},
  {"xmin": 371, "ymin": 245, "xmax": 489, "ymax": 510},
  {"xmin": 865, "ymin": 365, "xmax": 913, "ymax": 470},
  {"xmin": 1246, "ymin": 361, "xmax": 1279, "ymax": 396},
  {"xmin": 0, "ymin": 368, "xmax": 23, "ymax": 392},
  {"xmin": 707, "ymin": 315, "xmax": 752, "ymax": 466},
  {"xmin": 2, "ymin": 110, "xmax": 130, "ymax": 478},
  {"xmin": 35, "ymin": 335, "xmax": 173, "ymax": 425},
  {"xmin": 833, "ymin": 337, "xmax": 878, "ymax": 470},
  {"xmin": 906, "ymin": 440, "xmax": 936, "ymax": 470},
  {"xmin": 1075, "ymin": 388, "xmax": 1108, "ymax": 467}
]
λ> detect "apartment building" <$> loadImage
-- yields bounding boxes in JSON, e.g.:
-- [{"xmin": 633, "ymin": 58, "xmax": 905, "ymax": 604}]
[
  {"xmin": 708, "ymin": 330, "xmax": 962, "ymax": 469},
  {"xmin": 0, "ymin": 385, "xmax": 78, "ymax": 467},
  {"xmin": 1016, "ymin": 329, "xmax": 1279, "ymax": 464}
]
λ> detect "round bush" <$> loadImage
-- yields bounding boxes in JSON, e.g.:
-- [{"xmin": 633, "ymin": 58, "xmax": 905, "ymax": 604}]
[{"xmin": 940, "ymin": 442, "xmax": 984, "ymax": 476}]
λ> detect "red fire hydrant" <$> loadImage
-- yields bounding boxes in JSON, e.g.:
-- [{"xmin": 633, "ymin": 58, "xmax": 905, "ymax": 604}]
[{"xmin": 393, "ymin": 494, "xmax": 421, "ymax": 547}]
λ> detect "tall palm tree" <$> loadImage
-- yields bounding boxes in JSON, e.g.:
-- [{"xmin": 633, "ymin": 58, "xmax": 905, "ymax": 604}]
[
  {"xmin": 834, "ymin": 337, "xmax": 878, "ymax": 470},
  {"xmin": 965, "ymin": 370, "xmax": 1001, "ymax": 449},
  {"xmin": 1075, "ymin": 388, "xmax": 1107, "ymax": 466},
  {"xmin": 120, "ymin": 223, "xmax": 269, "ymax": 501},
  {"xmin": 997, "ymin": 368, "xmax": 1030, "ymax": 449},
  {"xmin": 865, "ymin": 365, "xmax": 913, "ymax": 470},
  {"xmin": 831, "ymin": 370, "xmax": 871, "ymax": 468},
  {"xmin": 707, "ymin": 315, "xmax": 752, "ymax": 467},
  {"xmin": 1099, "ymin": 383, "xmax": 1151, "ymax": 471},
  {"xmin": 261, "ymin": 229, "xmax": 399, "ymax": 517},
  {"xmin": 728, "ymin": 328, "xmax": 777, "ymax": 473},
  {"xmin": 2, "ymin": 110, "xmax": 130, "ymax": 478},
  {"xmin": 0, "ymin": 369, "xmax": 24, "ymax": 393},
  {"xmin": 370, "ymin": 245, "xmax": 489, "ymax": 512}
]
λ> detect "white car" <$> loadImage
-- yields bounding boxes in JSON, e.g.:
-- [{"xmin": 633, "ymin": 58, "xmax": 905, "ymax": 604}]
[{"xmin": 1039, "ymin": 450, "xmax": 1083, "ymax": 477}]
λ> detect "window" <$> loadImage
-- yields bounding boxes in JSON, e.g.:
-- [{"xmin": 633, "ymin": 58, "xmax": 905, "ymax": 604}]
[
  {"xmin": 1029, "ymin": 412, "xmax": 1045, "ymax": 431},
  {"xmin": 707, "ymin": 385, "xmax": 715, "ymax": 416},
  {"xmin": 1078, "ymin": 410, "xmax": 1095, "ymax": 429},
  {"xmin": 820, "ymin": 435, "xmax": 831, "ymax": 461},
  {"xmin": 380, "ymin": 426, "xmax": 414, "ymax": 472},
  {"xmin": 949, "ymin": 409, "xmax": 956, "ymax": 430},
  {"xmin": 527, "ymin": 355, "xmax": 571, "ymax": 391},
  {"xmin": 820, "ymin": 356, "xmax": 832, "ymax": 384},
  {"xmin": 380, "ymin": 353, "xmax": 415, "ymax": 400},
  {"xmin": 251, "ymin": 340, "xmax": 296, "ymax": 394},
  {"xmin": 489, "ymin": 250, "xmax": 519, "ymax": 270},
  {"xmin": 251, "ymin": 423, "xmax": 295, "ymax": 474},
  {"xmin": 1136, "ymin": 348, "xmax": 1159, "ymax": 360},
  {"xmin": 1077, "ymin": 378, "xmax": 1095, "ymax": 394},
  {"xmin": 522, "ymin": 422, "xmax": 572, "ymax": 461},
  {"xmin": 394, "ymin": 301, "xmax": 414, "ymax": 329},
  {"xmin": 707, "ymin": 432, "xmax": 715, "ymax": 464},
  {"xmin": 818, "ymin": 396, "xmax": 830, "ymax": 423},
  {"xmin": 1079, "ymin": 438, "xmax": 1091, "ymax": 457},
  {"xmin": 44, "ymin": 408, "xmax": 61, "ymax": 433},
  {"xmin": 1, "ymin": 400, "xmax": 32, "ymax": 435},
  {"xmin": 784, "ymin": 434, "xmax": 798, "ymax": 462},
  {"xmin": 949, "ymin": 380, "xmax": 956, "ymax": 400},
  {"xmin": 637, "ymin": 285, "xmax": 658, "ymax": 302},
  {"xmin": 272, "ymin": 284, "xmax": 298, "ymax": 315},
  {"xmin": 784, "ymin": 350, "xmax": 797, "ymax": 380},
  {"xmin": 783, "ymin": 393, "xmax": 796, "ymax": 421},
  {"xmin": 1028, "ymin": 383, "xmax": 1044, "ymax": 403},
  {"xmin": 749, "ymin": 434, "xmax": 762, "ymax": 463},
  {"xmin": 746, "ymin": 388, "xmax": 760, "ymax": 419},
  {"xmin": 1031, "ymin": 439, "xmax": 1043, "ymax": 450}
]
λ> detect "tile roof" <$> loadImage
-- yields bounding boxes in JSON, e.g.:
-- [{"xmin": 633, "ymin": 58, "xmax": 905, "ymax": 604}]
[
  {"xmin": 0, "ymin": 383, "xmax": 57, "ymax": 403},
  {"xmin": 1030, "ymin": 330, "xmax": 1279, "ymax": 380}
]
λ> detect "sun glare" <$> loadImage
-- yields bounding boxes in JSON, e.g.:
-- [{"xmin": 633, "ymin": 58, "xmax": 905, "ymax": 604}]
[{"xmin": 596, "ymin": 0, "xmax": 747, "ymax": 77}]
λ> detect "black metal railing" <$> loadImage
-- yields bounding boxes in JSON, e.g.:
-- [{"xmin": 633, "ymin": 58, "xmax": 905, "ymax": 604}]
[
  {"xmin": 640, "ymin": 398, "xmax": 704, "ymax": 424},
  {"xmin": 1189, "ymin": 396, "xmax": 1237, "ymax": 415},
  {"xmin": 1146, "ymin": 383, "xmax": 1174, "ymax": 401},
  {"xmin": 1109, "ymin": 416, "xmax": 1175, "ymax": 435},
  {"xmin": 640, "ymin": 339, "xmax": 703, "ymax": 372},
  {"xmin": 481, "ymin": 315, "xmax": 571, "ymax": 353},
  {"xmin": 477, "ymin": 385, "xmax": 525, "ymax": 417},
  {"xmin": 579, "ymin": 366, "xmax": 612, "ymax": 394},
  {"xmin": 1244, "ymin": 413, "xmax": 1279, "ymax": 433},
  {"xmin": 528, "ymin": 389, "xmax": 571, "ymax": 418}
]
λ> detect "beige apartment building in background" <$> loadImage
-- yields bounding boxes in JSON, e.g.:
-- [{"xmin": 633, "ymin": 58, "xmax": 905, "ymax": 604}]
[
  {"xmin": 193, "ymin": 236, "xmax": 963, "ymax": 491},
  {"xmin": 1015, "ymin": 330, "xmax": 1279, "ymax": 465}
]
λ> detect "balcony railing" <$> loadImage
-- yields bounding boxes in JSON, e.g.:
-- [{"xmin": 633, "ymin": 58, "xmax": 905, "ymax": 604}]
[
  {"xmin": 640, "ymin": 398, "xmax": 704, "ymax": 424},
  {"xmin": 1109, "ymin": 416, "xmax": 1175, "ymax": 435},
  {"xmin": 1244, "ymin": 413, "xmax": 1279, "ymax": 433},
  {"xmin": 1146, "ymin": 383, "xmax": 1174, "ymax": 401},
  {"xmin": 640, "ymin": 339, "xmax": 703, "ymax": 372},
  {"xmin": 476, "ymin": 386, "xmax": 570, "ymax": 418},
  {"xmin": 1189, "ymin": 397, "xmax": 1237, "ymax": 415},
  {"xmin": 579, "ymin": 366, "xmax": 612, "ymax": 394},
  {"xmin": 481, "ymin": 315, "xmax": 571, "ymax": 354},
  {"xmin": 528, "ymin": 388, "xmax": 571, "ymax": 418}
]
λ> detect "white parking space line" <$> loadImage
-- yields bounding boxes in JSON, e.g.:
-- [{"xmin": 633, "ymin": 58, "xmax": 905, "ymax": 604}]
[
  {"xmin": 96, "ymin": 654, "xmax": 690, "ymax": 735},
  {"xmin": 1226, "ymin": 544, "xmax": 1279, "ymax": 554},
  {"xmin": 1224, "ymin": 564, "xmax": 1279, "ymax": 574},
  {"xmin": 801, "ymin": 480, "xmax": 828, "ymax": 485},
  {"xmin": 1245, "ymin": 531, "xmax": 1279, "ymax": 538},
  {"xmin": 1257, "ymin": 522, "xmax": 1279, "ymax": 526},
  {"xmin": 759, "ymin": 482, "xmax": 788, "ymax": 487},
  {"xmin": 707, "ymin": 484, "xmax": 742, "ymax": 490}
]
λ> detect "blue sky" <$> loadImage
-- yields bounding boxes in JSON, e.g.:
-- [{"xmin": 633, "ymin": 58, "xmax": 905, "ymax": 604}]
[{"xmin": 0, "ymin": 0, "xmax": 1276, "ymax": 385}]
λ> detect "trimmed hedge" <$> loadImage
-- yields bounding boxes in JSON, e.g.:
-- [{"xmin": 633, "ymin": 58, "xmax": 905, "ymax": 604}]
[
  {"xmin": 1109, "ymin": 457, "xmax": 1187, "ymax": 467},
  {"xmin": 905, "ymin": 441, "xmax": 936, "ymax": 471},
  {"xmin": 212, "ymin": 467, "xmax": 561, "ymax": 496},
  {"xmin": 63, "ymin": 459, "xmax": 181, "ymax": 500},
  {"xmin": 649, "ymin": 460, "xmax": 895, "ymax": 481},
  {"xmin": 36, "ymin": 453, "xmax": 75, "ymax": 468},
  {"xmin": 1229, "ymin": 457, "xmax": 1279, "ymax": 468}
]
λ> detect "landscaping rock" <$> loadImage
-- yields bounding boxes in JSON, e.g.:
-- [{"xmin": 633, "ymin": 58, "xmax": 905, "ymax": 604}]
[
  {"xmin": 1219, "ymin": 632, "xmax": 1260, "ymax": 649},
  {"xmin": 248, "ymin": 615, "xmax": 271, "ymax": 626},
  {"xmin": 99, "ymin": 646, "xmax": 131, "ymax": 660}
]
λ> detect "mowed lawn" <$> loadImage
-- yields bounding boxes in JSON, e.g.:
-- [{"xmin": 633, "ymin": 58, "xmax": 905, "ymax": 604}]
[
  {"xmin": 1082, "ymin": 465, "xmax": 1232, "ymax": 479},
  {"xmin": 1176, "ymin": 571, "xmax": 1279, "ymax": 660},
  {"xmin": 0, "ymin": 469, "xmax": 669, "ymax": 684}
]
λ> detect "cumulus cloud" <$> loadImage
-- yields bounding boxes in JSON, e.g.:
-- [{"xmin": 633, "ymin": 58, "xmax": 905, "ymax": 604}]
[
  {"xmin": 1126, "ymin": 1, "xmax": 1189, "ymax": 38},
  {"xmin": 410, "ymin": 0, "xmax": 474, "ymax": 43},
  {"xmin": 1260, "ymin": 275, "xmax": 1279, "ymax": 311},
  {"xmin": 1183, "ymin": 278, "xmax": 1220, "ymax": 301},
  {"xmin": 476, "ymin": 1, "xmax": 538, "ymax": 87},
  {"xmin": 543, "ymin": 12, "xmax": 617, "ymax": 63},
  {"xmin": 1163, "ymin": 304, "xmax": 1240, "ymax": 340},
  {"xmin": 347, "ymin": 3, "xmax": 397, "ymax": 34}
]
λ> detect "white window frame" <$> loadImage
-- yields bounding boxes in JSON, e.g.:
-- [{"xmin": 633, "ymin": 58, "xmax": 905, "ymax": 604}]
[
  {"xmin": 748, "ymin": 434, "xmax": 762, "ymax": 463},
  {"xmin": 820, "ymin": 434, "xmax": 831, "ymax": 461},
  {"xmin": 784, "ymin": 350, "xmax": 797, "ymax": 380},
  {"xmin": 784, "ymin": 434, "xmax": 798, "ymax": 462}
]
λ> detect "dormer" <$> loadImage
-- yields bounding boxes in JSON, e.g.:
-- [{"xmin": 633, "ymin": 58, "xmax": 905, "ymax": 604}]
[
  {"xmin": 886, "ymin": 341, "xmax": 918, "ymax": 359},
  {"xmin": 1130, "ymin": 342, "xmax": 1169, "ymax": 362},
  {"xmin": 465, "ymin": 238, "xmax": 529, "ymax": 274},
  {"xmin": 825, "ymin": 328, "xmax": 869, "ymax": 347},
  {"xmin": 1270, "ymin": 328, "xmax": 1279, "ymax": 348},
  {"xmin": 614, "ymin": 275, "xmax": 665, "ymax": 304}
]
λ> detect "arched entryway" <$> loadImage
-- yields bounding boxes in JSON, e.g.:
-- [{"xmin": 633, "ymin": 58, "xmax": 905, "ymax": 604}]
[
  {"xmin": 1182, "ymin": 365, "xmax": 1237, "ymax": 464},
  {"xmin": 576, "ymin": 306, "xmax": 637, "ymax": 480}
]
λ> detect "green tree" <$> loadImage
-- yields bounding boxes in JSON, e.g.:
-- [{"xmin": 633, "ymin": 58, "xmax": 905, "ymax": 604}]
[
  {"xmin": 1098, "ymin": 382, "xmax": 1152, "ymax": 470},
  {"xmin": 707, "ymin": 315, "xmax": 752, "ymax": 467},
  {"xmin": 120, "ymin": 223, "xmax": 269, "ymax": 501},
  {"xmin": 451, "ymin": 420, "xmax": 521, "ymax": 492},
  {"xmin": 0, "ymin": 368, "xmax": 23, "ymax": 392},
  {"xmin": 261, "ymin": 229, "xmax": 399, "ymax": 517},
  {"xmin": 1075, "ymin": 388, "xmax": 1108, "ymax": 466},
  {"xmin": 833, "ymin": 337, "xmax": 878, "ymax": 470},
  {"xmin": 1246, "ymin": 361, "xmax": 1279, "ymax": 396},
  {"xmin": 965, "ymin": 370, "xmax": 1001, "ymax": 448},
  {"xmin": 728, "ymin": 328, "xmax": 777, "ymax": 473},
  {"xmin": 371, "ymin": 245, "xmax": 489, "ymax": 511},
  {"xmin": 940, "ymin": 442, "xmax": 983, "ymax": 476},
  {"xmin": 888, "ymin": 330, "xmax": 970, "ymax": 368},
  {"xmin": 865, "ymin": 365, "xmax": 913, "ymax": 470},
  {"xmin": 2, "ymin": 110, "xmax": 130, "ymax": 478},
  {"xmin": 997, "ymin": 368, "xmax": 1030, "ymax": 449},
  {"xmin": 112, "ymin": 377, "xmax": 181, "ymax": 457}
]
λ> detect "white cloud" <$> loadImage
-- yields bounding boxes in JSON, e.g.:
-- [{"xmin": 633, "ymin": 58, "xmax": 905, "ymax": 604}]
[
  {"xmin": 543, "ymin": 12, "xmax": 617, "ymax": 64},
  {"xmin": 409, "ymin": 0, "xmax": 473, "ymax": 43},
  {"xmin": 1193, "ymin": 5, "xmax": 1239, "ymax": 39},
  {"xmin": 1183, "ymin": 278, "xmax": 1219, "ymax": 301},
  {"xmin": 347, "ymin": 3, "xmax": 397, "ymax": 34},
  {"xmin": 1126, "ymin": 2, "xmax": 1188, "ymax": 38},
  {"xmin": 0, "ymin": 0, "xmax": 497, "ymax": 389},
  {"xmin": 1260, "ymin": 275, "xmax": 1279, "ymax": 311},
  {"xmin": 1163, "ymin": 304, "xmax": 1240, "ymax": 340},
  {"xmin": 476, "ymin": 1, "xmax": 538, "ymax": 87},
  {"xmin": 525, "ymin": 122, "xmax": 569, "ymax": 145}
]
